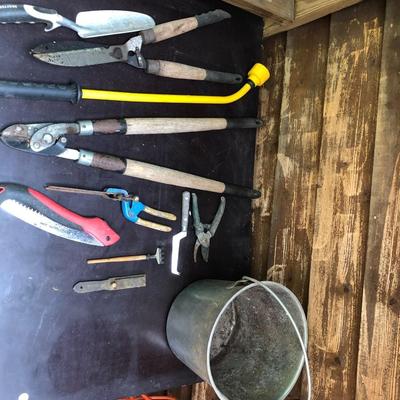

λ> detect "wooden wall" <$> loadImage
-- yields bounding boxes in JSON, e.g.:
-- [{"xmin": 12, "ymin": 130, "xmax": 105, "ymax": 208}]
[{"xmin": 252, "ymin": 0, "xmax": 400, "ymax": 398}]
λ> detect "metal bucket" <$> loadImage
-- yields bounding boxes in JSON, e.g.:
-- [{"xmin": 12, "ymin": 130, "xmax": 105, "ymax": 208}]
[{"xmin": 166, "ymin": 279, "xmax": 307, "ymax": 400}]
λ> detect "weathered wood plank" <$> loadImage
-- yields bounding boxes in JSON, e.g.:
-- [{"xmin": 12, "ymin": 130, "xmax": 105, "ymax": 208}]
[
  {"xmin": 264, "ymin": 0, "xmax": 362, "ymax": 37},
  {"xmin": 251, "ymin": 33, "xmax": 286, "ymax": 279},
  {"xmin": 267, "ymin": 17, "xmax": 329, "ymax": 305},
  {"xmin": 305, "ymin": 1, "xmax": 384, "ymax": 399},
  {"xmin": 355, "ymin": 0, "xmax": 400, "ymax": 398},
  {"xmin": 223, "ymin": 0, "xmax": 294, "ymax": 20},
  {"xmin": 191, "ymin": 383, "xmax": 217, "ymax": 400},
  {"xmin": 167, "ymin": 385, "xmax": 193, "ymax": 400}
]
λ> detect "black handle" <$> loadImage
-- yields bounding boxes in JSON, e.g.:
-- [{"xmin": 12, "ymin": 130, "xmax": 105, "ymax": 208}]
[
  {"xmin": 0, "ymin": 4, "xmax": 57, "ymax": 24},
  {"xmin": 205, "ymin": 70, "xmax": 242, "ymax": 84},
  {"xmin": 195, "ymin": 9, "xmax": 231, "ymax": 27},
  {"xmin": 0, "ymin": 80, "xmax": 81, "ymax": 103},
  {"xmin": 226, "ymin": 118, "xmax": 263, "ymax": 129},
  {"xmin": 224, "ymin": 183, "xmax": 261, "ymax": 199}
]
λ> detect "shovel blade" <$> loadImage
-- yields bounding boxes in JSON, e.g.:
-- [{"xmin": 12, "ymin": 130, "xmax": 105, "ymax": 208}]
[{"xmin": 75, "ymin": 10, "xmax": 155, "ymax": 38}]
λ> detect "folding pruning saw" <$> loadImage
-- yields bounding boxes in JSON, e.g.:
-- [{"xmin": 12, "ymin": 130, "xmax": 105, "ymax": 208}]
[
  {"xmin": 0, "ymin": 121, "xmax": 261, "ymax": 199},
  {"xmin": 0, "ymin": 183, "xmax": 119, "ymax": 246}
]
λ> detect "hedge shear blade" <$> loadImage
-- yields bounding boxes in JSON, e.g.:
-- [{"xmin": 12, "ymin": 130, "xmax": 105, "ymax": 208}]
[{"xmin": 192, "ymin": 193, "xmax": 226, "ymax": 262}]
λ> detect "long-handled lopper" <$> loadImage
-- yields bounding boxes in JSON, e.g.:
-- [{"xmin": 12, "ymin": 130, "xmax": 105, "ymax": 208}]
[
  {"xmin": 0, "ymin": 120, "xmax": 261, "ymax": 198},
  {"xmin": 0, "ymin": 64, "xmax": 269, "ymax": 105}
]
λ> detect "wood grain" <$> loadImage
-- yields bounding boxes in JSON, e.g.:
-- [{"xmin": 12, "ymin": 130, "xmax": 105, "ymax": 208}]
[
  {"xmin": 305, "ymin": 1, "xmax": 384, "ymax": 398},
  {"xmin": 191, "ymin": 383, "xmax": 218, "ymax": 400},
  {"xmin": 355, "ymin": 0, "xmax": 400, "ymax": 398},
  {"xmin": 124, "ymin": 160, "xmax": 225, "ymax": 193},
  {"xmin": 223, "ymin": 0, "xmax": 294, "ymax": 20},
  {"xmin": 267, "ymin": 17, "xmax": 329, "ymax": 305},
  {"xmin": 126, "ymin": 118, "xmax": 228, "ymax": 135},
  {"xmin": 264, "ymin": 0, "xmax": 362, "ymax": 37},
  {"xmin": 251, "ymin": 33, "xmax": 286, "ymax": 280}
]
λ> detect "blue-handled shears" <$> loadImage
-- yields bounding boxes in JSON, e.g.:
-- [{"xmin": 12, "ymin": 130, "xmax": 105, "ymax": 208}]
[{"xmin": 45, "ymin": 185, "xmax": 176, "ymax": 232}]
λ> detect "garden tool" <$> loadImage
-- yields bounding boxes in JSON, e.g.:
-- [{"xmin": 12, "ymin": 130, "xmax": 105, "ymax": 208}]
[
  {"xmin": 73, "ymin": 274, "xmax": 146, "ymax": 293},
  {"xmin": 0, "ymin": 122, "xmax": 261, "ymax": 198},
  {"xmin": 0, "ymin": 117, "xmax": 261, "ymax": 137},
  {"xmin": 32, "ymin": 9, "xmax": 242, "ymax": 84},
  {"xmin": 0, "ymin": 4, "xmax": 155, "ymax": 38},
  {"xmin": 45, "ymin": 185, "xmax": 176, "ymax": 232},
  {"xmin": 87, "ymin": 247, "xmax": 165, "ymax": 265},
  {"xmin": 171, "ymin": 192, "xmax": 190, "ymax": 276},
  {"xmin": 0, "ymin": 183, "xmax": 119, "ymax": 246},
  {"xmin": 0, "ymin": 63, "xmax": 269, "ymax": 104},
  {"xmin": 192, "ymin": 193, "xmax": 225, "ymax": 262}
]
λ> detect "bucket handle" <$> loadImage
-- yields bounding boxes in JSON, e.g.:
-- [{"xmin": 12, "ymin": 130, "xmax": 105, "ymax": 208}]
[{"xmin": 237, "ymin": 276, "xmax": 312, "ymax": 400}]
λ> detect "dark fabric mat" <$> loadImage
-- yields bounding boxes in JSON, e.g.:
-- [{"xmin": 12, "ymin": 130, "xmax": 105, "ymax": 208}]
[{"xmin": 0, "ymin": 0, "xmax": 262, "ymax": 398}]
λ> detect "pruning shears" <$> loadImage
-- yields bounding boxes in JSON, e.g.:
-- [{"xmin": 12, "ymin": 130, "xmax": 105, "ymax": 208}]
[{"xmin": 46, "ymin": 186, "xmax": 176, "ymax": 232}]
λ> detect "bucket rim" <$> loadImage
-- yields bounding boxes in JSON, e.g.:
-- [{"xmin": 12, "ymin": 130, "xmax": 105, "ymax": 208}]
[{"xmin": 206, "ymin": 280, "xmax": 307, "ymax": 400}]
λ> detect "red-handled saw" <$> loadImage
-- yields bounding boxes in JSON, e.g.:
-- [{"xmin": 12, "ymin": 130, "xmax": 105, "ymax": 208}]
[{"xmin": 0, "ymin": 183, "xmax": 119, "ymax": 246}]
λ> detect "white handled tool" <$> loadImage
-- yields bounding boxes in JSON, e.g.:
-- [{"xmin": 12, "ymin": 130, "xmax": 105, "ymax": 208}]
[{"xmin": 171, "ymin": 192, "xmax": 190, "ymax": 275}]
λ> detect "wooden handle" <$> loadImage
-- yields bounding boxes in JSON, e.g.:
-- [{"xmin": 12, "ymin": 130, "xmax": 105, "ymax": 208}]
[
  {"xmin": 124, "ymin": 159, "xmax": 225, "ymax": 193},
  {"xmin": 125, "ymin": 118, "xmax": 227, "ymax": 134},
  {"xmin": 143, "ymin": 206, "xmax": 176, "ymax": 221},
  {"xmin": 140, "ymin": 9, "xmax": 231, "ymax": 44},
  {"xmin": 136, "ymin": 218, "xmax": 172, "ymax": 232},
  {"xmin": 87, "ymin": 254, "xmax": 147, "ymax": 264},
  {"xmin": 146, "ymin": 60, "xmax": 242, "ymax": 84}
]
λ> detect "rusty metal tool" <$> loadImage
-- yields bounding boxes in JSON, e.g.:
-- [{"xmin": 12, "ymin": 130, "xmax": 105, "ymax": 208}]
[
  {"xmin": 31, "ymin": 10, "xmax": 242, "ymax": 84},
  {"xmin": 171, "ymin": 192, "xmax": 190, "ymax": 275},
  {"xmin": 73, "ymin": 274, "xmax": 146, "ymax": 293},
  {"xmin": 192, "ymin": 193, "xmax": 225, "ymax": 262},
  {"xmin": 0, "ymin": 122, "xmax": 261, "ymax": 198},
  {"xmin": 87, "ymin": 247, "xmax": 165, "ymax": 265}
]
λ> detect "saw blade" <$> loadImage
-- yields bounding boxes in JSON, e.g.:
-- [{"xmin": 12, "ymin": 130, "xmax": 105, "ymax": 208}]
[
  {"xmin": 0, "ymin": 199, "xmax": 102, "ymax": 246},
  {"xmin": 31, "ymin": 41, "xmax": 125, "ymax": 67}
]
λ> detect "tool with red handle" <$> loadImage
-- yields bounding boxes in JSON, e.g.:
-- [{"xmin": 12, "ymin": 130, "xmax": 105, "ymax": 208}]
[{"xmin": 0, "ymin": 183, "xmax": 119, "ymax": 246}]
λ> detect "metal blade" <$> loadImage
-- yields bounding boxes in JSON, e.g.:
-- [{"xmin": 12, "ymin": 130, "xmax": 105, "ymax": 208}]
[
  {"xmin": 75, "ymin": 10, "xmax": 155, "ymax": 38},
  {"xmin": 0, "ymin": 199, "xmax": 102, "ymax": 246},
  {"xmin": 32, "ymin": 41, "xmax": 125, "ymax": 67}
]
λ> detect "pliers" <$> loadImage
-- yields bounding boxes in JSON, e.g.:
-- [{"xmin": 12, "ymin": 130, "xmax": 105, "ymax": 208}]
[{"xmin": 192, "ymin": 193, "xmax": 226, "ymax": 262}]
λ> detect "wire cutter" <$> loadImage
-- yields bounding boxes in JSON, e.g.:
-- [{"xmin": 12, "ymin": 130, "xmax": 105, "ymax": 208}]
[
  {"xmin": 46, "ymin": 186, "xmax": 176, "ymax": 232},
  {"xmin": 192, "ymin": 193, "xmax": 226, "ymax": 262}
]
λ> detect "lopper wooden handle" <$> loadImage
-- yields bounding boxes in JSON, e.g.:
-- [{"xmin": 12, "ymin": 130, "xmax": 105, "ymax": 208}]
[
  {"xmin": 87, "ymin": 254, "xmax": 147, "ymax": 264},
  {"xmin": 140, "ymin": 9, "xmax": 231, "ymax": 44},
  {"xmin": 92, "ymin": 118, "xmax": 262, "ymax": 135},
  {"xmin": 145, "ymin": 60, "xmax": 242, "ymax": 84}
]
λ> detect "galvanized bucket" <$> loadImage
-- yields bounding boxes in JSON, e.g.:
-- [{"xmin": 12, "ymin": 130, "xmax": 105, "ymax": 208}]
[{"xmin": 166, "ymin": 279, "xmax": 307, "ymax": 400}]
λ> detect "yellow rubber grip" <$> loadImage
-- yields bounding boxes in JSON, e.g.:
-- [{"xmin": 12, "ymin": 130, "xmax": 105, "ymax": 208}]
[{"xmin": 81, "ymin": 63, "xmax": 270, "ymax": 104}]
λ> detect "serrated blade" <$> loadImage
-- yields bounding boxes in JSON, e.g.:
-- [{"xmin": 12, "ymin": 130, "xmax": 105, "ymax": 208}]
[
  {"xmin": 32, "ymin": 41, "xmax": 127, "ymax": 67},
  {"xmin": 0, "ymin": 199, "xmax": 102, "ymax": 246}
]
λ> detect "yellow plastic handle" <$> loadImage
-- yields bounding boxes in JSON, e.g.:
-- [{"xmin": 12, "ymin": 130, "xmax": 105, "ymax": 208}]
[{"xmin": 82, "ymin": 63, "xmax": 270, "ymax": 104}]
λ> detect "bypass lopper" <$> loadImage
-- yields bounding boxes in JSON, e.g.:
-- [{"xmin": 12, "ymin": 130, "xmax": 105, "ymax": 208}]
[{"xmin": 0, "ymin": 120, "xmax": 261, "ymax": 198}]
